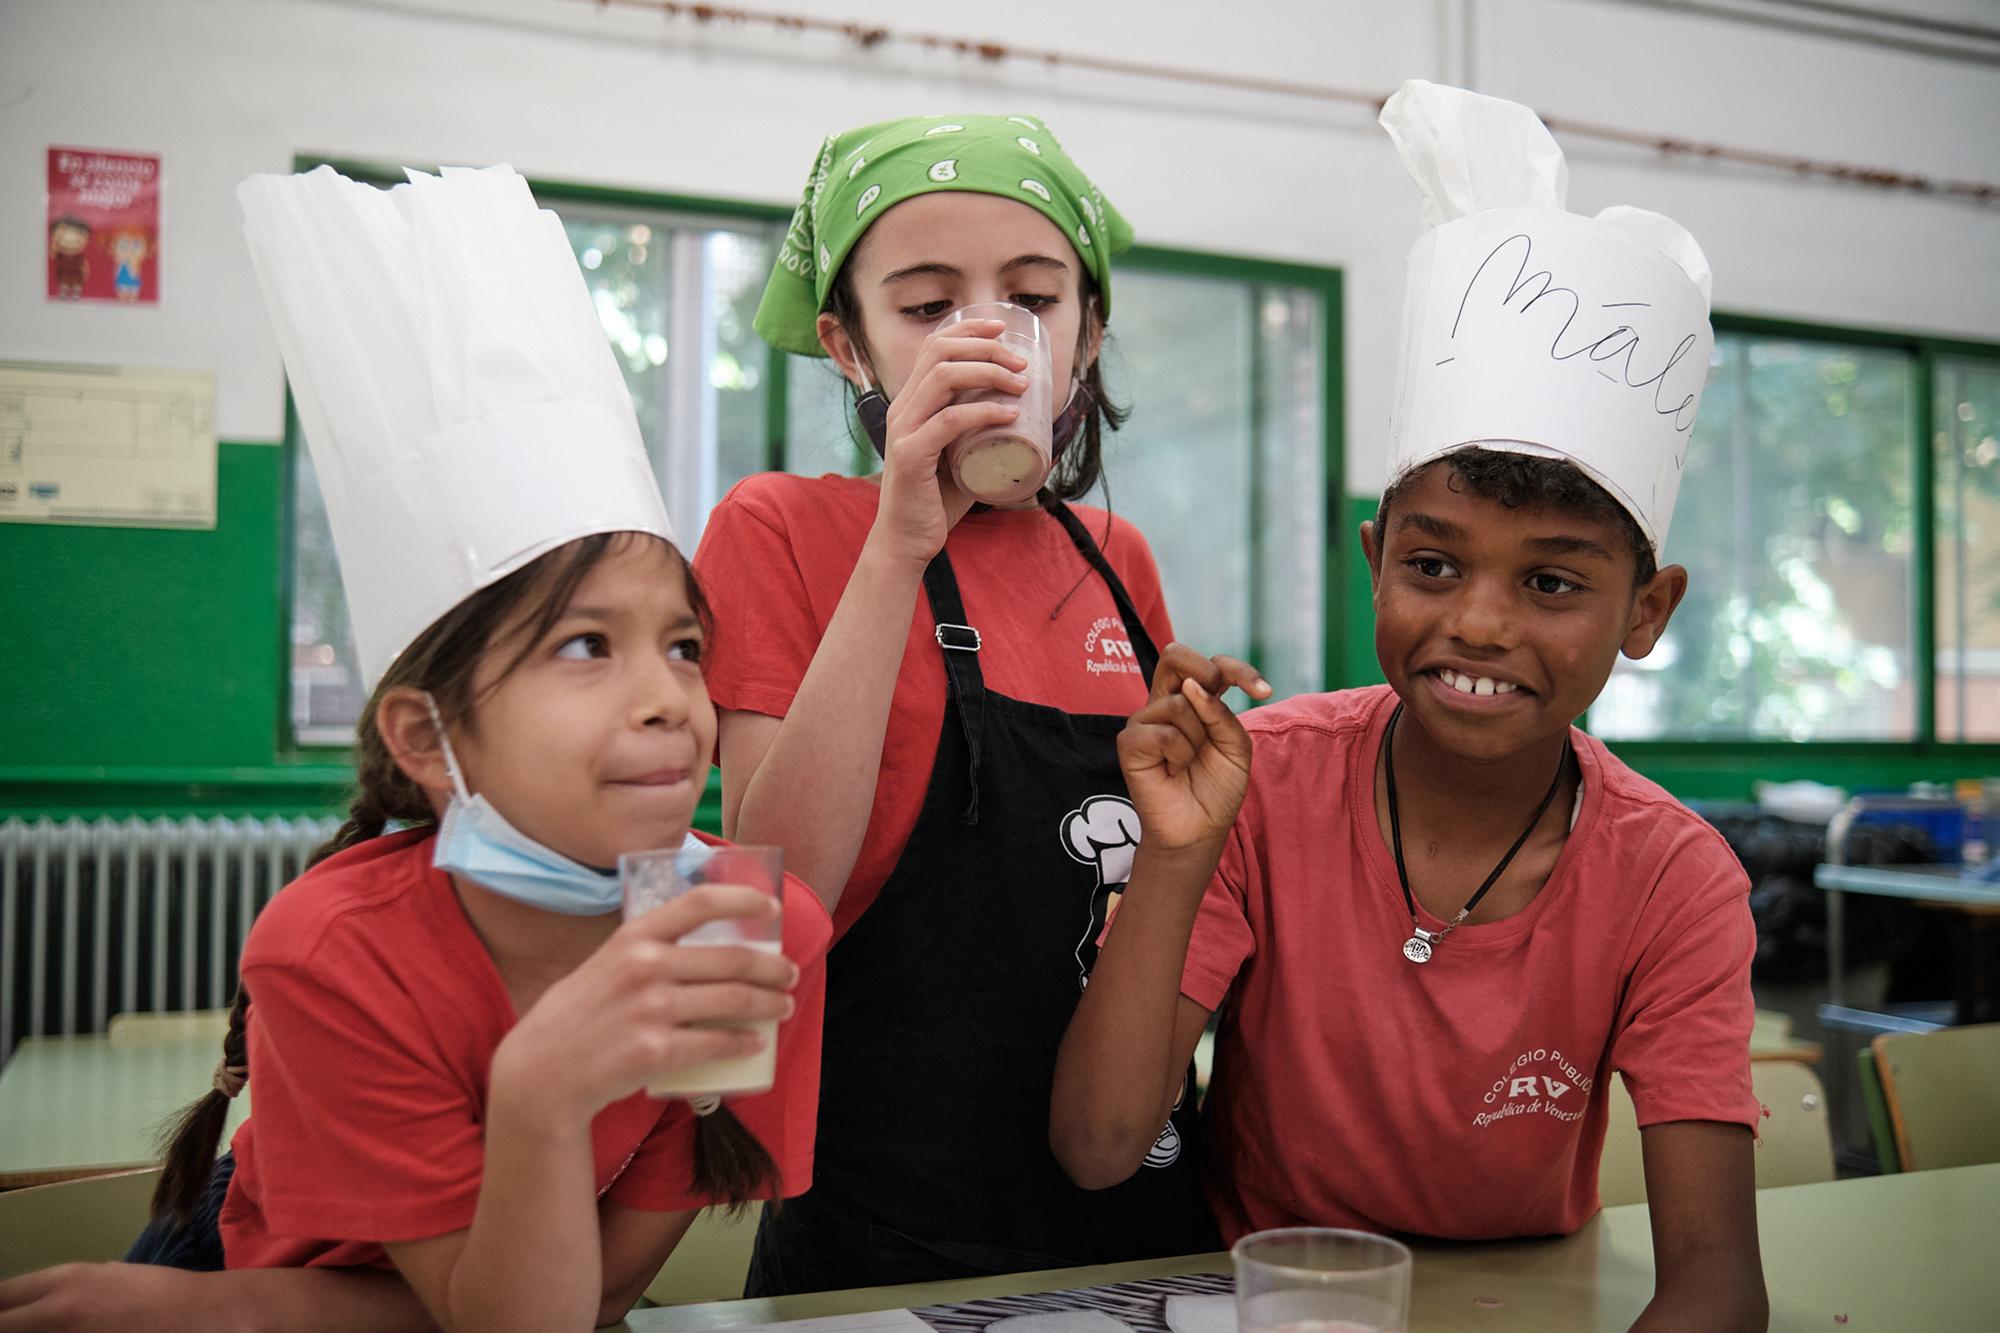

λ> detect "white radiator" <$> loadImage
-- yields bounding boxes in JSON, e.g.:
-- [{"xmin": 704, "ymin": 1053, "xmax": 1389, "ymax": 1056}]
[{"xmin": 0, "ymin": 815, "xmax": 340, "ymax": 1062}]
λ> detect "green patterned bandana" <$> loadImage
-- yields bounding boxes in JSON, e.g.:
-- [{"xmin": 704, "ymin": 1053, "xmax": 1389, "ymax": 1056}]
[{"xmin": 754, "ymin": 113, "xmax": 1132, "ymax": 358}]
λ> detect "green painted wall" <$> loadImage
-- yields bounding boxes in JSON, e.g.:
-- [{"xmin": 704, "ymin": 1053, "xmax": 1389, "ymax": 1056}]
[
  {"xmin": 1335, "ymin": 494, "xmax": 1386, "ymax": 691},
  {"xmin": 0, "ymin": 441, "xmax": 350, "ymax": 820}
]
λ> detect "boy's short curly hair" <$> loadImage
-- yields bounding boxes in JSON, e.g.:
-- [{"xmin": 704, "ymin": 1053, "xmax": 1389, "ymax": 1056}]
[{"xmin": 1375, "ymin": 447, "xmax": 1658, "ymax": 588}]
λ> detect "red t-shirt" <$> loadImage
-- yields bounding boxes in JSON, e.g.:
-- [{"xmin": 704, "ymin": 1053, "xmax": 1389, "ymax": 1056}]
[
  {"xmin": 693, "ymin": 472, "xmax": 1174, "ymax": 937},
  {"xmin": 219, "ymin": 828, "xmax": 830, "ymax": 1270},
  {"xmin": 1180, "ymin": 686, "xmax": 1758, "ymax": 1244}
]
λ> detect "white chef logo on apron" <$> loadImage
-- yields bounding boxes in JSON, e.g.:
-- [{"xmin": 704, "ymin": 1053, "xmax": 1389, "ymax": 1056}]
[{"xmin": 1061, "ymin": 794, "xmax": 1183, "ymax": 1168}]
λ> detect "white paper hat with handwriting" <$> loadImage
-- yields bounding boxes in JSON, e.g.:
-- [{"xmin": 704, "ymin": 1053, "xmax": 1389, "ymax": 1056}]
[
  {"xmin": 238, "ymin": 164, "xmax": 669, "ymax": 686},
  {"xmin": 1380, "ymin": 80, "xmax": 1714, "ymax": 553}
]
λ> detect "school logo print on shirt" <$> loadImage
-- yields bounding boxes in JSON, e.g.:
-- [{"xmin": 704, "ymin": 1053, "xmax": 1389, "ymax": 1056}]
[
  {"xmin": 1473, "ymin": 1046, "xmax": 1596, "ymax": 1129},
  {"xmin": 1061, "ymin": 794, "xmax": 1182, "ymax": 1168},
  {"xmin": 1083, "ymin": 616, "xmax": 1142, "ymax": 677}
]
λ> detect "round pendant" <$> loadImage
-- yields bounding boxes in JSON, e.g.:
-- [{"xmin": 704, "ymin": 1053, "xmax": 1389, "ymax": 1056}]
[{"xmin": 1402, "ymin": 934, "xmax": 1433, "ymax": 964}]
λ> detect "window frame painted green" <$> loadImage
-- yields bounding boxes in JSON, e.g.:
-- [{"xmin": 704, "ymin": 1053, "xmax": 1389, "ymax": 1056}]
[{"xmin": 1591, "ymin": 312, "xmax": 2000, "ymax": 793}]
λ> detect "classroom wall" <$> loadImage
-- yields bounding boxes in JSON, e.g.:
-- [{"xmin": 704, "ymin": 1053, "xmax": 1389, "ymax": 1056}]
[{"xmin": 4, "ymin": 0, "xmax": 1998, "ymax": 814}]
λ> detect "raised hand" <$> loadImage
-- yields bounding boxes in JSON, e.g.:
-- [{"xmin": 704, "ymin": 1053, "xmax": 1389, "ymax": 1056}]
[{"xmin": 1117, "ymin": 643, "xmax": 1269, "ymax": 856}]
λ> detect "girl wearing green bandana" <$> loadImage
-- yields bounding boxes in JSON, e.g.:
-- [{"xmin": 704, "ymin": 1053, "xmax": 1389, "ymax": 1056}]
[{"xmin": 693, "ymin": 114, "xmax": 1240, "ymax": 1292}]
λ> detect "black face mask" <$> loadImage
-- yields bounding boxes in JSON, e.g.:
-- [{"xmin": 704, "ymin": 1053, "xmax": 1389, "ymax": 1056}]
[{"xmin": 855, "ymin": 378, "xmax": 1095, "ymax": 460}]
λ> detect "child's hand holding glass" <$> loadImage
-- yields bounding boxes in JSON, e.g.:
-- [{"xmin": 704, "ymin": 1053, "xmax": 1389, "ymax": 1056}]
[
  {"xmin": 487, "ymin": 881, "xmax": 797, "ymax": 1124},
  {"xmin": 869, "ymin": 316, "xmax": 1027, "ymax": 566}
]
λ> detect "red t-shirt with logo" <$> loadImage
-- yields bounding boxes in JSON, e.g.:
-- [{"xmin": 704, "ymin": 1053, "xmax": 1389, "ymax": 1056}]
[
  {"xmin": 693, "ymin": 472, "xmax": 1173, "ymax": 938},
  {"xmin": 219, "ymin": 828, "xmax": 831, "ymax": 1269},
  {"xmin": 1180, "ymin": 685, "xmax": 1758, "ymax": 1243}
]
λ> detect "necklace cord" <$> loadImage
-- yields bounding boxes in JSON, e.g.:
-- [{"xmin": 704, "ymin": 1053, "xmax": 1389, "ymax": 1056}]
[{"xmin": 1383, "ymin": 703, "xmax": 1572, "ymax": 943}]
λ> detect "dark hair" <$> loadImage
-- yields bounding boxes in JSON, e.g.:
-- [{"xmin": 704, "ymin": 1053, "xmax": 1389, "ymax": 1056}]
[
  {"xmin": 1375, "ymin": 447, "xmax": 1658, "ymax": 587},
  {"xmin": 824, "ymin": 266, "xmax": 1128, "ymax": 504},
  {"xmin": 49, "ymin": 215, "xmax": 89, "ymax": 237},
  {"xmin": 153, "ymin": 533, "xmax": 778, "ymax": 1222}
]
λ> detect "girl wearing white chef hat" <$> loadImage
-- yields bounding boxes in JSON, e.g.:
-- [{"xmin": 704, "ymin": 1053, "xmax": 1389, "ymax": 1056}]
[{"xmin": 0, "ymin": 164, "xmax": 829, "ymax": 1331}]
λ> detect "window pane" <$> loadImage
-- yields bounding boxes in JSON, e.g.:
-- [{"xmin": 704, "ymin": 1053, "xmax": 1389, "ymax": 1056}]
[
  {"xmin": 288, "ymin": 202, "xmax": 778, "ymax": 741},
  {"xmin": 562, "ymin": 214, "xmax": 776, "ymax": 549},
  {"xmin": 1937, "ymin": 359, "xmax": 2000, "ymax": 742},
  {"xmin": 290, "ymin": 439, "xmax": 364, "ymax": 745},
  {"xmin": 1252, "ymin": 287, "xmax": 1327, "ymax": 702},
  {"xmin": 784, "ymin": 353, "xmax": 866, "ymax": 477},
  {"xmin": 1100, "ymin": 271, "xmax": 1253, "ymax": 672},
  {"xmin": 1097, "ymin": 269, "xmax": 1325, "ymax": 697},
  {"xmin": 1595, "ymin": 335, "xmax": 1916, "ymax": 740}
]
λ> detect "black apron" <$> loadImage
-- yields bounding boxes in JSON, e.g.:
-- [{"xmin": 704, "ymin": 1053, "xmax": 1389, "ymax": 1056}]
[{"xmin": 747, "ymin": 503, "xmax": 1218, "ymax": 1294}]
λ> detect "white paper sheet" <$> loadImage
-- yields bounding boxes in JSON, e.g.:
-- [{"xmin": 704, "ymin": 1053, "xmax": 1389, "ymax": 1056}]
[
  {"xmin": 651, "ymin": 1313, "xmax": 933, "ymax": 1333},
  {"xmin": 1161, "ymin": 1294, "xmax": 1235, "ymax": 1333}
]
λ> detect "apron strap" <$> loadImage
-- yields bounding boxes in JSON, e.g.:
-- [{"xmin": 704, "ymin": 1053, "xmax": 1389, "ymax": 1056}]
[
  {"xmin": 918, "ymin": 503, "xmax": 1163, "ymax": 827},
  {"xmin": 1045, "ymin": 501, "xmax": 1162, "ymax": 681},
  {"xmin": 920, "ymin": 551, "xmax": 989, "ymax": 826}
]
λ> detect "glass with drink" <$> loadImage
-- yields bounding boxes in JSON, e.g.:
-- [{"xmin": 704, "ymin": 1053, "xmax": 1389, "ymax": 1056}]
[
  {"xmin": 619, "ymin": 841, "xmax": 785, "ymax": 1097},
  {"xmin": 1233, "ymin": 1227, "xmax": 1414, "ymax": 1333},
  {"xmin": 937, "ymin": 301, "xmax": 1055, "ymax": 504}
]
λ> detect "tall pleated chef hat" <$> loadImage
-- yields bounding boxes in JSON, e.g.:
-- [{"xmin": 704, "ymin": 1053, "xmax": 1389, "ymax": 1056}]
[
  {"xmin": 1380, "ymin": 80, "xmax": 1715, "ymax": 553},
  {"xmin": 238, "ymin": 164, "xmax": 669, "ymax": 685}
]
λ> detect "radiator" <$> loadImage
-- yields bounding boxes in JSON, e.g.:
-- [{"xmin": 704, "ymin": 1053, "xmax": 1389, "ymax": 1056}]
[{"xmin": 0, "ymin": 815, "xmax": 340, "ymax": 1063}]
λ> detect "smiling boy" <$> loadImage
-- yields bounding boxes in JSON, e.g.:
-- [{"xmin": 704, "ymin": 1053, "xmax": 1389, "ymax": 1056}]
[{"xmin": 1051, "ymin": 83, "xmax": 1766, "ymax": 1332}]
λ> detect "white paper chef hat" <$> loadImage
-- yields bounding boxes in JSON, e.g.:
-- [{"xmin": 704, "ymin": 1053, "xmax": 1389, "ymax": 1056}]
[
  {"xmin": 1380, "ymin": 80, "xmax": 1715, "ymax": 553},
  {"xmin": 238, "ymin": 164, "xmax": 670, "ymax": 686}
]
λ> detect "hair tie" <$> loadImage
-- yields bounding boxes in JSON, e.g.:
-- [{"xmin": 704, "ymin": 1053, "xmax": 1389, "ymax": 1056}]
[
  {"xmin": 212, "ymin": 1060, "xmax": 248, "ymax": 1100},
  {"xmin": 688, "ymin": 1095, "xmax": 722, "ymax": 1118}
]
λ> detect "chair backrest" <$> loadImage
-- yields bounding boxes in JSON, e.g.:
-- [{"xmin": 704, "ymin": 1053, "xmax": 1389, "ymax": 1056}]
[
  {"xmin": 1598, "ymin": 1077, "xmax": 1647, "ymax": 1208},
  {"xmin": 1874, "ymin": 1023, "xmax": 2000, "ymax": 1171},
  {"xmin": 1597, "ymin": 1062, "xmax": 1835, "ymax": 1206},
  {"xmin": 0, "ymin": 1167, "xmax": 160, "ymax": 1281},
  {"xmin": 1855, "ymin": 1045, "xmax": 1902, "ymax": 1175},
  {"xmin": 1749, "ymin": 1060, "xmax": 1837, "ymax": 1188},
  {"xmin": 643, "ymin": 1202, "xmax": 762, "ymax": 1306}
]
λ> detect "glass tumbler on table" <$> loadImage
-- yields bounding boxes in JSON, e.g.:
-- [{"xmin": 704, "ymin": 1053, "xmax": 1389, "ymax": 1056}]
[{"xmin": 1233, "ymin": 1227, "xmax": 1414, "ymax": 1333}]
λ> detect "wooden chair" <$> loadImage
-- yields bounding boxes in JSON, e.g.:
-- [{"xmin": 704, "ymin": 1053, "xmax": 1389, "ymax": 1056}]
[
  {"xmin": 642, "ymin": 1202, "xmax": 762, "ymax": 1306},
  {"xmin": 1873, "ymin": 1022, "xmax": 2000, "ymax": 1171},
  {"xmin": 0, "ymin": 1167, "xmax": 158, "ymax": 1281},
  {"xmin": 1598, "ymin": 1061, "xmax": 1835, "ymax": 1207}
]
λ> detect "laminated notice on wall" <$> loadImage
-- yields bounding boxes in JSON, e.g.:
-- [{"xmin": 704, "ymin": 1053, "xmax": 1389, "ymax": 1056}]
[{"xmin": 0, "ymin": 362, "xmax": 217, "ymax": 528}]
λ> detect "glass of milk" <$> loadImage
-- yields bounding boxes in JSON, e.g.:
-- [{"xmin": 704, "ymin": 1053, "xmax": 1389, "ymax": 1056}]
[
  {"xmin": 937, "ymin": 301, "xmax": 1055, "ymax": 505},
  {"xmin": 619, "ymin": 841, "xmax": 784, "ymax": 1098},
  {"xmin": 1233, "ymin": 1228, "xmax": 1413, "ymax": 1333}
]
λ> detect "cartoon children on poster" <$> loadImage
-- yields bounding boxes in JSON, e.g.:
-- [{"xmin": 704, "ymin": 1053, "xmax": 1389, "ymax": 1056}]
[
  {"xmin": 46, "ymin": 147, "xmax": 160, "ymax": 304},
  {"xmin": 47, "ymin": 216, "xmax": 91, "ymax": 299}
]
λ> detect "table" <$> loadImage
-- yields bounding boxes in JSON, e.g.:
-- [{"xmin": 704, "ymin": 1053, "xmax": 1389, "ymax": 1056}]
[
  {"xmin": 624, "ymin": 1164, "xmax": 2000, "ymax": 1332},
  {"xmin": 1815, "ymin": 862, "xmax": 2000, "ymax": 1029},
  {"xmin": 0, "ymin": 1033, "xmax": 247, "ymax": 1187}
]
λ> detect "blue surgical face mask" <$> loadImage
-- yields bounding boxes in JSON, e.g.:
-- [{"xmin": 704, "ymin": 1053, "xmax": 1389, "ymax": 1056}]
[{"xmin": 424, "ymin": 696, "xmax": 624, "ymax": 916}]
